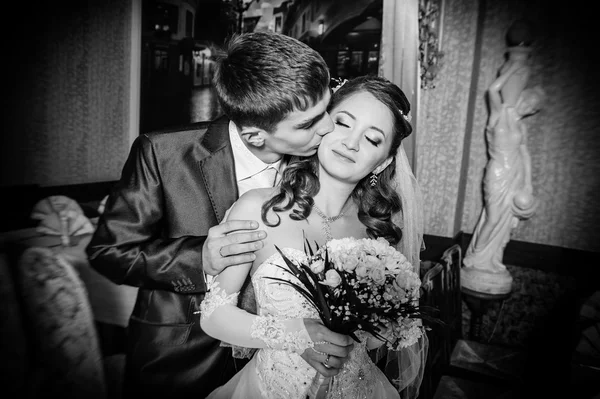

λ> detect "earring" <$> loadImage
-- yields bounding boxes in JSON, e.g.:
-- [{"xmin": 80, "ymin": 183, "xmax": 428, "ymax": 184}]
[{"xmin": 370, "ymin": 173, "xmax": 378, "ymax": 187}]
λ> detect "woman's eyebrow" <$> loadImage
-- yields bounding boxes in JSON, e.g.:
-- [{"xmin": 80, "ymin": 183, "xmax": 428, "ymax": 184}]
[{"xmin": 338, "ymin": 110, "xmax": 356, "ymax": 120}]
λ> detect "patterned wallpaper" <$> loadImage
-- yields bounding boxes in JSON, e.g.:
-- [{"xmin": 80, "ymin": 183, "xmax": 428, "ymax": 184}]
[
  {"xmin": 417, "ymin": 0, "xmax": 479, "ymax": 239},
  {"xmin": 1, "ymin": 0, "xmax": 132, "ymax": 187},
  {"xmin": 417, "ymin": 0, "xmax": 600, "ymax": 252}
]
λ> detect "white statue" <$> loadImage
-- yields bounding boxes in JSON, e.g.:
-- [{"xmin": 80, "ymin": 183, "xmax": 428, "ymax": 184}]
[{"xmin": 462, "ymin": 21, "xmax": 545, "ymax": 295}]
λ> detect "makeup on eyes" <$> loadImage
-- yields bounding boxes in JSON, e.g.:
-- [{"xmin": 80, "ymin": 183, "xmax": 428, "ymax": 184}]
[{"xmin": 334, "ymin": 111, "xmax": 384, "ymax": 146}]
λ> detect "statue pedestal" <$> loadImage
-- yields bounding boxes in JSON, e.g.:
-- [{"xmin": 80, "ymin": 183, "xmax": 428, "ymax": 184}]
[
  {"xmin": 461, "ymin": 266, "xmax": 513, "ymax": 295},
  {"xmin": 461, "ymin": 286, "xmax": 512, "ymax": 341}
]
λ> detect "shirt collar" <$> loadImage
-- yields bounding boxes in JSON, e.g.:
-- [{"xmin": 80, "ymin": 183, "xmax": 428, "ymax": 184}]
[{"xmin": 229, "ymin": 121, "xmax": 284, "ymax": 181}]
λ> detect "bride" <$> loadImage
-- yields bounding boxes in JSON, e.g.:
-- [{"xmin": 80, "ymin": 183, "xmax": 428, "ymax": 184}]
[{"xmin": 200, "ymin": 75, "xmax": 426, "ymax": 399}]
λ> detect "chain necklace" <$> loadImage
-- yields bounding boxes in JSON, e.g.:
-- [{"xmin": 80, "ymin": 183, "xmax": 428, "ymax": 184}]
[{"xmin": 313, "ymin": 201, "xmax": 351, "ymax": 242}]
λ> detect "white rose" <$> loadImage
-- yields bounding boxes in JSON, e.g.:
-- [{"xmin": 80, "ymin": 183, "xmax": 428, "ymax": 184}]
[
  {"xmin": 320, "ymin": 269, "xmax": 342, "ymax": 288},
  {"xmin": 384, "ymin": 257, "xmax": 401, "ymax": 272},
  {"xmin": 310, "ymin": 259, "xmax": 325, "ymax": 274},
  {"xmin": 394, "ymin": 271, "xmax": 412, "ymax": 290},
  {"xmin": 364, "ymin": 255, "xmax": 379, "ymax": 269},
  {"xmin": 368, "ymin": 267, "xmax": 386, "ymax": 286},
  {"xmin": 355, "ymin": 263, "xmax": 369, "ymax": 278},
  {"xmin": 338, "ymin": 253, "xmax": 359, "ymax": 272}
]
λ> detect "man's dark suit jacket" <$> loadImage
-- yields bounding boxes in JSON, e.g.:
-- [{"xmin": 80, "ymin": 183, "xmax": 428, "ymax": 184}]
[{"xmin": 86, "ymin": 116, "xmax": 245, "ymax": 398}]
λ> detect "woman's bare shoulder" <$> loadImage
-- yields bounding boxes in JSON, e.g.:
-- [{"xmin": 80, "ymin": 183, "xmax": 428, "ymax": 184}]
[
  {"xmin": 238, "ymin": 188, "xmax": 277, "ymax": 205},
  {"xmin": 228, "ymin": 188, "xmax": 277, "ymax": 220}
]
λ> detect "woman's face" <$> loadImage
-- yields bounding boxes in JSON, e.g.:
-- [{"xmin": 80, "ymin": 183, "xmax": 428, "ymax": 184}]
[{"xmin": 318, "ymin": 91, "xmax": 395, "ymax": 184}]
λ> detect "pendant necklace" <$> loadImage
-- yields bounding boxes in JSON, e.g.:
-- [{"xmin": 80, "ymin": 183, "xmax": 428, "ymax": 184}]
[{"xmin": 313, "ymin": 200, "xmax": 351, "ymax": 242}]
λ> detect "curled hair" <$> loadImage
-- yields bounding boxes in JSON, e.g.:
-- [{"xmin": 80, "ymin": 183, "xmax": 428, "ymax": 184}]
[
  {"xmin": 213, "ymin": 31, "xmax": 330, "ymax": 133},
  {"xmin": 262, "ymin": 75, "xmax": 413, "ymax": 245},
  {"xmin": 261, "ymin": 156, "xmax": 320, "ymax": 227}
]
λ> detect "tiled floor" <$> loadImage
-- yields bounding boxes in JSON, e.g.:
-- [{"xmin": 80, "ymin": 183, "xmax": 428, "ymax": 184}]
[
  {"xmin": 448, "ymin": 340, "xmax": 526, "ymax": 383},
  {"xmin": 433, "ymin": 375, "xmax": 517, "ymax": 399},
  {"xmin": 430, "ymin": 337, "xmax": 600, "ymax": 399}
]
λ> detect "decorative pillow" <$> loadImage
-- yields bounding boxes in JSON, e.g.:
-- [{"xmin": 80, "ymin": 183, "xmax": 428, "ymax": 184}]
[
  {"xmin": 18, "ymin": 247, "xmax": 107, "ymax": 398},
  {"xmin": 30, "ymin": 195, "xmax": 94, "ymax": 237}
]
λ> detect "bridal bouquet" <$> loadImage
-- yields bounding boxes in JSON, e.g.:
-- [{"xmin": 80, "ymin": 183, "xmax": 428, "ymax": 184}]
[{"xmin": 270, "ymin": 237, "xmax": 433, "ymax": 350}]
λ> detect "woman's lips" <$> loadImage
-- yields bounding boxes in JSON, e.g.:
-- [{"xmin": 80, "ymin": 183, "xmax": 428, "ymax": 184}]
[{"xmin": 332, "ymin": 149, "xmax": 355, "ymax": 163}]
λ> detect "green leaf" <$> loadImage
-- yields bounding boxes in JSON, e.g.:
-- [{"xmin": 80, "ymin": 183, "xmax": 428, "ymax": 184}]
[
  {"xmin": 302, "ymin": 234, "xmax": 316, "ymax": 257},
  {"xmin": 274, "ymin": 246, "xmax": 313, "ymax": 288}
]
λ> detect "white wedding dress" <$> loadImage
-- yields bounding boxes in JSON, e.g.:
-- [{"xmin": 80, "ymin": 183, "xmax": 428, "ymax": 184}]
[{"xmin": 203, "ymin": 247, "xmax": 400, "ymax": 399}]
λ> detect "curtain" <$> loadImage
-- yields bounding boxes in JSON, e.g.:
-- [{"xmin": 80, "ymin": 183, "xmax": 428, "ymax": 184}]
[{"xmin": 379, "ymin": 0, "xmax": 420, "ymax": 173}]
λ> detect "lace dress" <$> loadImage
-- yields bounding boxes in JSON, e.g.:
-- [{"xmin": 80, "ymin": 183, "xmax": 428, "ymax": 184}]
[{"xmin": 204, "ymin": 248, "xmax": 400, "ymax": 399}]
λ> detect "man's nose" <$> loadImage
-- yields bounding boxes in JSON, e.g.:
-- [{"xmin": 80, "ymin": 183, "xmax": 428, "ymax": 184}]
[{"xmin": 316, "ymin": 114, "xmax": 334, "ymax": 137}]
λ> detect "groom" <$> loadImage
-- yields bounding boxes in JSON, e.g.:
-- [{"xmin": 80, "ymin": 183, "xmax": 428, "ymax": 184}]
[{"xmin": 86, "ymin": 31, "xmax": 353, "ymax": 398}]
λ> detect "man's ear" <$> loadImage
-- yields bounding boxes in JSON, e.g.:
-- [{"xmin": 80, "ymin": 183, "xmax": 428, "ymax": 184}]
[
  {"xmin": 239, "ymin": 126, "xmax": 267, "ymax": 148},
  {"xmin": 373, "ymin": 156, "xmax": 393, "ymax": 175}
]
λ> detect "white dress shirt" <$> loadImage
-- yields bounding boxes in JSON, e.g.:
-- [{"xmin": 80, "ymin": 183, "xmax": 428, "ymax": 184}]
[{"xmin": 228, "ymin": 121, "xmax": 285, "ymax": 196}]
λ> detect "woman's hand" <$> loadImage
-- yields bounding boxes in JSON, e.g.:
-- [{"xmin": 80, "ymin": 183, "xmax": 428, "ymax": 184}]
[{"xmin": 301, "ymin": 319, "xmax": 354, "ymax": 377}]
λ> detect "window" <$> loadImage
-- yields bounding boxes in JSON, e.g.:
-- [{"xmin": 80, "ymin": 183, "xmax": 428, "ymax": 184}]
[
  {"xmin": 154, "ymin": 49, "xmax": 169, "ymax": 71},
  {"xmin": 243, "ymin": 16, "xmax": 260, "ymax": 33},
  {"xmin": 351, "ymin": 51, "xmax": 363, "ymax": 72},
  {"xmin": 186, "ymin": 10, "xmax": 193, "ymax": 37},
  {"xmin": 302, "ymin": 13, "xmax": 306, "ymax": 32},
  {"xmin": 367, "ymin": 51, "xmax": 379, "ymax": 75},
  {"xmin": 151, "ymin": 2, "xmax": 178, "ymax": 34},
  {"xmin": 336, "ymin": 51, "xmax": 350, "ymax": 78},
  {"xmin": 275, "ymin": 15, "xmax": 282, "ymax": 33}
]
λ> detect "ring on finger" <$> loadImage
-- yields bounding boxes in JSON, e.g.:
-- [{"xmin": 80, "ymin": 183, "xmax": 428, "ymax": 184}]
[
  {"xmin": 219, "ymin": 247, "xmax": 226, "ymax": 257},
  {"xmin": 323, "ymin": 354, "xmax": 331, "ymax": 369}
]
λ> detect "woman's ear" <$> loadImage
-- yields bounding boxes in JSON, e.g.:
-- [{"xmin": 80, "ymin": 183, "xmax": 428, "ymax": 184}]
[{"xmin": 373, "ymin": 157, "xmax": 393, "ymax": 175}]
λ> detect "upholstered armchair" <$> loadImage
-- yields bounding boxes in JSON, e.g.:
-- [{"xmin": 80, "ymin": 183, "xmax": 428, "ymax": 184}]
[
  {"xmin": 0, "ymin": 251, "xmax": 29, "ymax": 397},
  {"xmin": 15, "ymin": 247, "xmax": 124, "ymax": 398}
]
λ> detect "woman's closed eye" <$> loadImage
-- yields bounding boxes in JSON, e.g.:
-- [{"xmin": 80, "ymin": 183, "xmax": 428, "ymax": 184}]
[
  {"xmin": 335, "ymin": 119, "xmax": 381, "ymax": 146},
  {"xmin": 366, "ymin": 136, "xmax": 380, "ymax": 147}
]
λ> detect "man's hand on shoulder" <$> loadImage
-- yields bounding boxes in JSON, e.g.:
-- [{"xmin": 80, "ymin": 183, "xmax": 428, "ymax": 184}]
[{"xmin": 202, "ymin": 220, "xmax": 266, "ymax": 275}]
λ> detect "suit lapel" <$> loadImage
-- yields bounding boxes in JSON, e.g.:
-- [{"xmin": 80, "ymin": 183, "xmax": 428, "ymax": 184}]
[{"xmin": 198, "ymin": 117, "xmax": 239, "ymax": 222}]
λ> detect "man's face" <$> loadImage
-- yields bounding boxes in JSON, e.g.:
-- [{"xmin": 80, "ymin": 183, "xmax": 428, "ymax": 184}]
[{"xmin": 263, "ymin": 89, "xmax": 334, "ymax": 159}]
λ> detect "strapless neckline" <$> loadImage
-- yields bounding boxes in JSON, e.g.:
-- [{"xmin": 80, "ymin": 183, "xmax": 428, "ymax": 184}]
[{"xmin": 251, "ymin": 247, "xmax": 308, "ymax": 281}]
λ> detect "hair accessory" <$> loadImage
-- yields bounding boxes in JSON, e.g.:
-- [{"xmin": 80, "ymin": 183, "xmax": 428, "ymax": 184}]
[
  {"xmin": 331, "ymin": 78, "xmax": 348, "ymax": 93},
  {"xmin": 400, "ymin": 109, "xmax": 412, "ymax": 123}
]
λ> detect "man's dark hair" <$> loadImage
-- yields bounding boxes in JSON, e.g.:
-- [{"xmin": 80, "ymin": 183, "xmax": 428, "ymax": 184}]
[{"xmin": 213, "ymin": 31, "xmax": 330, "ymax": 132}]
